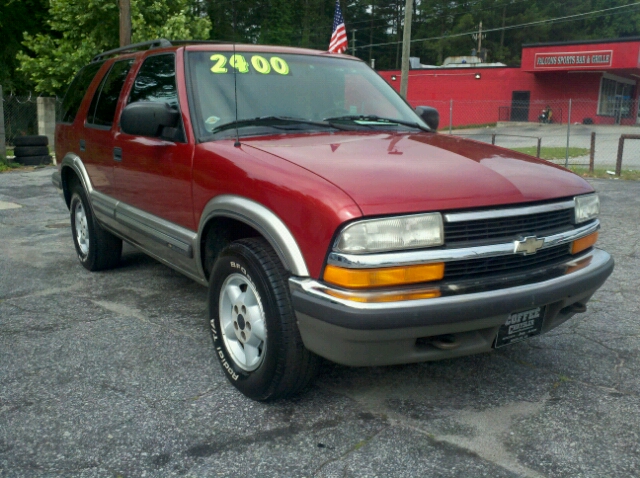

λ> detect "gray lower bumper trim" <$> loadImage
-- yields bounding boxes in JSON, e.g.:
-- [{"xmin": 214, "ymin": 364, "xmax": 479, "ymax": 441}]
[{"xmin": 289, "ymin": 249, "xmax": 613, "ymax": 331}]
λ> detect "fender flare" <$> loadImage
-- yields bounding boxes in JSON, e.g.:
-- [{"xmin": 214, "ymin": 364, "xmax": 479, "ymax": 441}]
[
  {"xmin": 197, "ymin": 195, "xmax": 310, "ymax": 278},
  {"xmin": 59, "ymin": 153, "xmax": 94, "ymax": 207}
]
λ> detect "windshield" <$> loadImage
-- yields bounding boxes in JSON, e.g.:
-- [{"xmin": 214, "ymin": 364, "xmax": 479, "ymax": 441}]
[{"xmin": 187, "ymin": 51, "xmax": 428, "ymax": 140}]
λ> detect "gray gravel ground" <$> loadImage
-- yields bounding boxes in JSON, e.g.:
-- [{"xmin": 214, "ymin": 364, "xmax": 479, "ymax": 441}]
[{"xmin": 1, "ymin": 167, "xmax": 639, "ymax": 478}]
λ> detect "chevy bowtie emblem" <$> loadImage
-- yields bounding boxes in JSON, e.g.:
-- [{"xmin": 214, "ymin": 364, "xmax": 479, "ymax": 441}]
[{"xmin": 514, "ymin": 236, "xmax": 545, "ymax": 255}]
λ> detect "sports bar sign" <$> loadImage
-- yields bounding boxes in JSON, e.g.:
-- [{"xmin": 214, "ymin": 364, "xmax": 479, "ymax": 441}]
[{"xmin": 534, "ymin": 50, "xmax": 613, "ymax": 69}]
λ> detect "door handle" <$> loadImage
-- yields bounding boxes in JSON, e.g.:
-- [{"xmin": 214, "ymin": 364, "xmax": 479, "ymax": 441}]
[
  {"xmin": 113, "ymin": 147, "xmax": 122, "ymax": 162},
  {"xmin": 79, "ymin": 139, "xmax": 86, "ymax": 151}
]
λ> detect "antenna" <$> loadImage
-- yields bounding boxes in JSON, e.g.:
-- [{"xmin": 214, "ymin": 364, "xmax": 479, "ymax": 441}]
[{"xmin": 232, "ymin": 0, "xmax": 241, "ymax": 148}]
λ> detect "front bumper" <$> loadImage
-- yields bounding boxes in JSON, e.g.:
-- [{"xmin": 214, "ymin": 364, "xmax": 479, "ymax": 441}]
[{"xmin": 289, "ymin": 248, "xmax": 614, "ymax": 366}]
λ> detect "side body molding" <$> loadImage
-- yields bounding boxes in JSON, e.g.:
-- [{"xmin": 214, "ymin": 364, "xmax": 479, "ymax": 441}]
[
  {"xmin": 59, "ymin": 153, "xmax": 203, "ymax": 283},
  {"xmin": 197, "ymin": 195, "xmax": 310, "ymax": 278},
  {"xmin": 58, "ymin": 157, "xmax": 309, "ymax": 281}
]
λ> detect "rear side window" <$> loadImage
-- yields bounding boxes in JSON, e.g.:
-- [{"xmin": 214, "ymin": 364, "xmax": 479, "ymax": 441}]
[
  {"xmin": 87, "ymin": 59, "xmax": 134, "ymax": 127},
  {"xmin": 128, "ymin": 54, "xmax": 178, "ymax": 106},
  {"xmin": 59, "ymin": 62, "xmax": 104, "ymax": 123}
]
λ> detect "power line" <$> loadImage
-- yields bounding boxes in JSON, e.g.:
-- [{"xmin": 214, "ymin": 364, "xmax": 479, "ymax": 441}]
[{"xmin": 355, "ymin": 1, "xmax": 640, "ymax": 49}]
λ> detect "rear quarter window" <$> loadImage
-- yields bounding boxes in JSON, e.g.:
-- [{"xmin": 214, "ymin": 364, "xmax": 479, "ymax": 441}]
[{"xmin": 59, "ymin": 62, "xmax": 104, "ymax": 124}]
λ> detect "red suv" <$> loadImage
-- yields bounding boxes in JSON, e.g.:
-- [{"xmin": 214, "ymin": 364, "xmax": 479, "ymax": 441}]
[{"xmin": 53, "ymin": 40, "xmax": 613, "ymax": 400}]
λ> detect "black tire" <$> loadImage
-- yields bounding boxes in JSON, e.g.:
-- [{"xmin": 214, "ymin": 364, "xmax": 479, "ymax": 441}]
[
  {"xmin": 14, "ymin": 155, "xmax": 52, "ymax": 166},
  {"xmin": 208, "ymin": 238, "xmax": 319, "ymax": 401},
  {"xmin": 69, "ymin": 182, "xmax": 122, "ymax": 271},
  {"xmin": 13, "ymin": 135, "xmax": 48, "ymax": 147},
  {"xmin": 14, "ymin": 146, "xmax": 49, "ymax": 157}
]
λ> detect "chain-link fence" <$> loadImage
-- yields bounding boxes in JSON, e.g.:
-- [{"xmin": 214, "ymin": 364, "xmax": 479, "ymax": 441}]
[
  {"xmin": 410, "ymin": 98, "xmax": 640, "ymax": 172},
  {"xmin": 1, "ymin": 92, "xmax": 59, "ymax": 160},
  {"xmin": 2, "ymin": 94, "xmax": 39, "ymax": 151}
]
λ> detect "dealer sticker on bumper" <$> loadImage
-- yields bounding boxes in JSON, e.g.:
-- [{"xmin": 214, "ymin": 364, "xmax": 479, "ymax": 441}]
[{"xmin": 494, "ymin": 306, "xmax": 546, "ymax": 348}]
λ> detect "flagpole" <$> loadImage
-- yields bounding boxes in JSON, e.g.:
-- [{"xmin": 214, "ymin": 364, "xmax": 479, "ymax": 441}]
[{"xmin": 400, "ymin": 0, "xmax": 413, "ymax": 99}]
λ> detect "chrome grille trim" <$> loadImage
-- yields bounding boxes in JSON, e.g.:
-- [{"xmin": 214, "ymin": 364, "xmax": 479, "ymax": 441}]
[
  {"xmin": 443, "ymin": 200, "xmax": 575, "ymax": 223},
  {"xmin": 327, "ymin": 220, "xmax": 599, "ymax": 269}
]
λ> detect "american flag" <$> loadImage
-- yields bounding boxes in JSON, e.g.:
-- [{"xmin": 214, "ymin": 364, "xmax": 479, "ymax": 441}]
[{"xmin": 329, "ymin": 0, "xmax": 348, "ymax": 54}]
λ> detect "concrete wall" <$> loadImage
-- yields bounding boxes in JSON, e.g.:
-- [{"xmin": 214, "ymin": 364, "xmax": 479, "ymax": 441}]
[{"xmin": 37, "ymin": 97, "xmax": 56, "ymax": 148}]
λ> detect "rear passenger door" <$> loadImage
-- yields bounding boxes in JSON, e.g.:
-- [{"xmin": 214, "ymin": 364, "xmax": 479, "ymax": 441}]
[
  {"xmin": 83, "ymin": 59, "xmax": 134, "ymax": 196},
  {"xmin": 113, "ymin": 53, "xmax": 196, "ymax": 231}
]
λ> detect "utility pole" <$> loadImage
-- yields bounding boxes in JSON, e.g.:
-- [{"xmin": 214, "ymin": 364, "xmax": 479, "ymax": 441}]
[
  {"xmin": 499, "ymin": 7, "xmax": 506, "ymax": 52},
  {"xmin": 477, "ymin": 21, "xmax": 483, "ymax": 52},
  {"xmin": 369, "ymin": 1, "xmax": 375, "ymax": 62},
  {"xmin": 0, "ymin": 85, "xmax": 6, "ymax": 161},
  {"xmin": 400, "ymin": 0, "xmax": 413, "ymax": 98},
  {"xmin": 351, "ymin": 29, "xmax": 357, "ymax": 56},
  {"xmin": 119, "ymin": 0, "xmax": 131, "ymax": 47}
]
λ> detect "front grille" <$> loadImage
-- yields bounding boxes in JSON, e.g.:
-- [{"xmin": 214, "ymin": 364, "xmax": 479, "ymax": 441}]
[
  {"xmin": 443, "ymin": 244, "xmax": 573, "ymax": 281},
  {"xmin": 444, "ymin": 208, "xmax": 575, "ymax": 246}
]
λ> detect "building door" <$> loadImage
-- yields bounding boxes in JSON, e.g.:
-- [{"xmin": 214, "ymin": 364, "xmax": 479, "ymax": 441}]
[{"xmin": 510, "ymin": 91, "xmax": 530, "ymax": 122}]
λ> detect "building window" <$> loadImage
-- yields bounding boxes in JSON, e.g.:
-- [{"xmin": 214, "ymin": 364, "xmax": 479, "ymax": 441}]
[{"xmin": 598, "ymin": 76, "xmax": 635, "ymax": 117}]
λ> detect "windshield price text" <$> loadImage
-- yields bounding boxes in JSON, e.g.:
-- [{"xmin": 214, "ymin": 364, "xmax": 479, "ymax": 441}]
[{"xmin": 210, "ymin": 54, "xmax": 290, "ymax": 75}]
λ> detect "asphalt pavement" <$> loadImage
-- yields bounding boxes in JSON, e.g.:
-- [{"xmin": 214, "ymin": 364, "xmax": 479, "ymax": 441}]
[
  {"xmin": 454, "ymin": 123, "xmax": 640, "ymax": 169},
  {"xmin": 1, "ymin": 167, "xmax": 639, "ymax": 478}
]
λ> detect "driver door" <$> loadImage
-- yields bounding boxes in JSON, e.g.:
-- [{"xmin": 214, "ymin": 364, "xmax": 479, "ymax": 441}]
[{"xmin": 113, "ymin": 53, "xmax": 195, "ymax": 230}]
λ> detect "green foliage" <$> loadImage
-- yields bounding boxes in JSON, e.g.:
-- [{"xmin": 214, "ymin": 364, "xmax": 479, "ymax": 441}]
[
  {"xmin": 0, "ymin": 154, "xmax": 20, "ymax": 172},
  {"xmin": 200, "ymin": 0, "xmax": 640, "ymax": 69},
  {"xmin": 6, "ymin": 0, "xmax": 640, "ymax": 94},
  {"xmin": 17, "ymin": 0, "xmax": 211, "ymax": 96},
  {"xmin": 0, "ymin": 0, "xmax": 49, "ymax": 93}
]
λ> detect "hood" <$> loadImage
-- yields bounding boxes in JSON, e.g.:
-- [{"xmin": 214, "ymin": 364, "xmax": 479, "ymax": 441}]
[{"xmin": 243, "ymin": 132, "xmax": 593, "ymax": 216}]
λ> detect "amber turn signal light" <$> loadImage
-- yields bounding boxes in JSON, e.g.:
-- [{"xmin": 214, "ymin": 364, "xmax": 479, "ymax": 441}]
[
  {"xmin": 323, "ymin": 263, "xmax": 445, "ymax": 289},
  {"xmin": 571, "ymin": 231, "xmax": 598, "ymax": 255}
]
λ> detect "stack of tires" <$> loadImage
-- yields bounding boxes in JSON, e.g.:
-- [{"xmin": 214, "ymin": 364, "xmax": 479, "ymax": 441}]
[{"xmin": 13, "ymin": 136, "xmax": 52, "ymax": 166}]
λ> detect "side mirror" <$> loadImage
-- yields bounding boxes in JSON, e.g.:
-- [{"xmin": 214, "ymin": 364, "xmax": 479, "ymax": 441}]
[
  {"xmin": 120, "ymin": 101, "xmax": 180, "ymax": 138},
  {"xmin": 415, "ymin": 106, "xmax": 439, "ymax": 131}
]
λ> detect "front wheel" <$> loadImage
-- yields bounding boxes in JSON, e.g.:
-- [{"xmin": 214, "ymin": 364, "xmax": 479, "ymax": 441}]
[{"xmin": 208, "ymin": 238, "xmax": 319, "ymax": 400}]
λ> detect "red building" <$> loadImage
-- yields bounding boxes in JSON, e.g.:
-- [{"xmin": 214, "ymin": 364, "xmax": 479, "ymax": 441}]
[{"xmin": 380, "ymin": 37, "xmax": 640, "ymax": 128}]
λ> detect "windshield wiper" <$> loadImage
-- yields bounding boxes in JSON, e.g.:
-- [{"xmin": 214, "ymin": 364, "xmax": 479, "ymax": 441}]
[
  {"xmin": 210, "ymin": 116, "xmax": 340, "ymax": 135},
  {"xmin": 323, "ymin": 114, "xmax": 431, "ymax": 132}
]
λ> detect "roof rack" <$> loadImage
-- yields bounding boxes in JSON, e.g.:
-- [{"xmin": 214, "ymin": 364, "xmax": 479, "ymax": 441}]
[
  {"xmin": 169, "ymin": 40, "xmax": 232, "ymax": 46},
  {"xmin": 91, "ymin": 39, "xmax": 172, "ymax": 63}
]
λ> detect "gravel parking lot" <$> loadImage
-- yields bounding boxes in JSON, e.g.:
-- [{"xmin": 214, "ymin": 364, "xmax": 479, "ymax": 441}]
[{"xmin": 1, "ymin": 167, "xmax": 639, "ymax": 478}]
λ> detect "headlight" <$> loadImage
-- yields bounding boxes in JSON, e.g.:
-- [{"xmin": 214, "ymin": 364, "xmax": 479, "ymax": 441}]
[
  {"xmin": 335, "ymin": 213, "xmax": 444, "ymax": 254},
  {"xmin": 575, "ymin": 193, "xmax": 599, "ymax": 224}
]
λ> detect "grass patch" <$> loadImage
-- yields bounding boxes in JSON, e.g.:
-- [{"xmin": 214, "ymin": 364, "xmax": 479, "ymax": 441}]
[
  {"xmin": 446, "ymin": 122, "xmax": 497, "ymax": 131},
  {"xmin": 0, "ymin": 155, "xmax": 21, "ymax": 172},
  {"xmin": 511, "ymin": 146, "xmax": 590, "ymax": 160},
  {"xmin": 569, "ymin": 167, "xmax": 640, "ymax": 180}
]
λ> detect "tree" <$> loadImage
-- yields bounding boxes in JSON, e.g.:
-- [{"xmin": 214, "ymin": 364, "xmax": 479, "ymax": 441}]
[
  {"xmin": 17, "ymin": 0, "xmax": 211, "ymax": 95},
  {"xmin": 0, "ymin": 0, "xmax": 49, "ymax": 93}
]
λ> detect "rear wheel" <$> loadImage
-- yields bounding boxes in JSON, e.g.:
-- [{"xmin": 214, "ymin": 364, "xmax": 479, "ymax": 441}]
[
  {"xmin": 208, "ymin": 238, "xmax": 319, "ymax": 400},
  {"xmin": 69, "ymin": 183, "xmax": 122, "ymax": 271}
]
